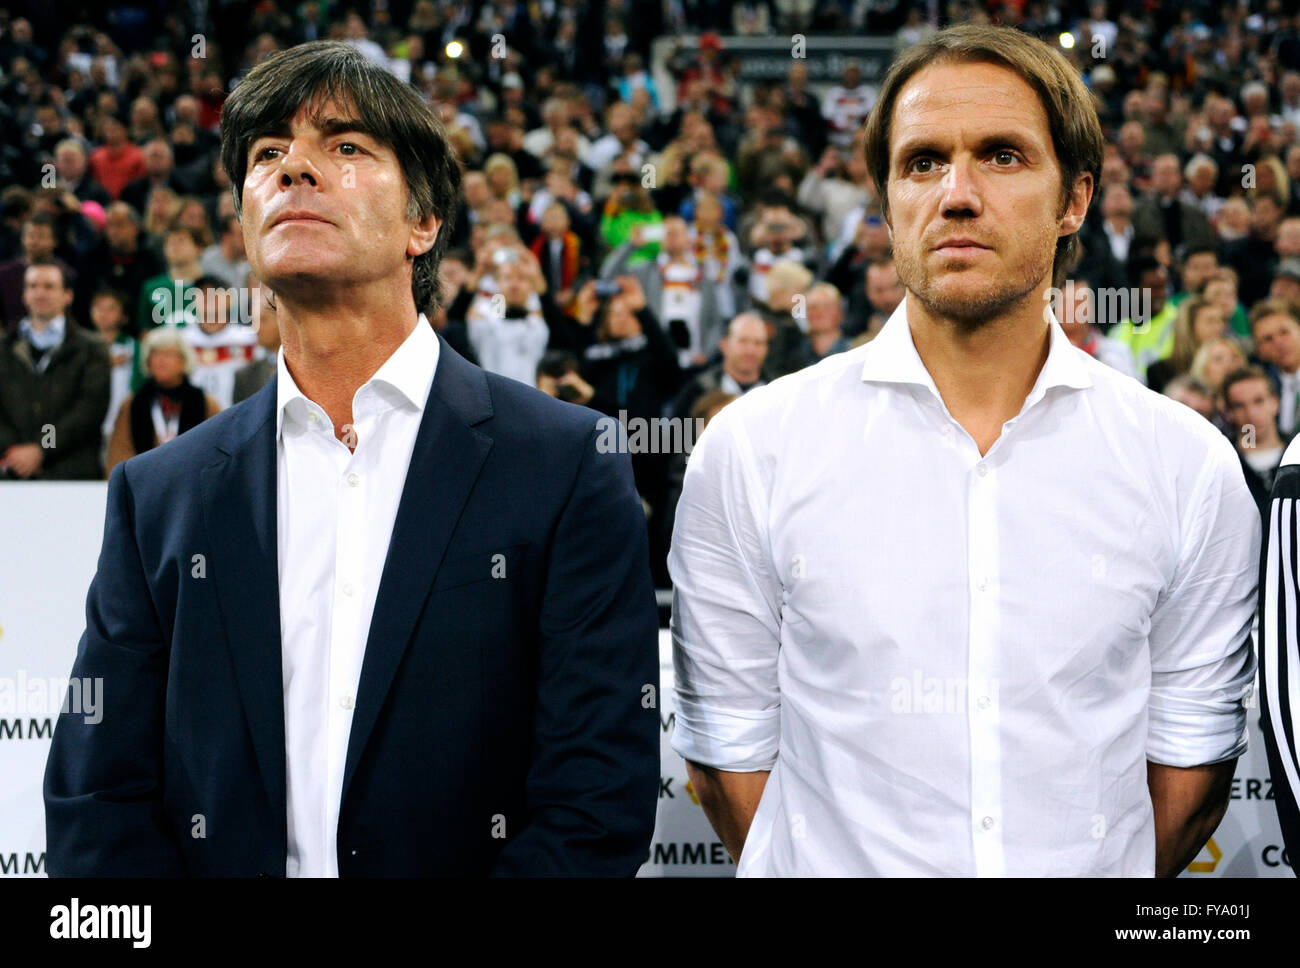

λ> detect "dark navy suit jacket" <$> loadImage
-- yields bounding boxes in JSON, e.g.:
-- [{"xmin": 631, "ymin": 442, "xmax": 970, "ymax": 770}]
[{"xmin": 44, "ymin": 336, "xmax": 661, "ymax": 876}]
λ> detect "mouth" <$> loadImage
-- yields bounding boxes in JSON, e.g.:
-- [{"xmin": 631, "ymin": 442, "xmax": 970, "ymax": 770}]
[
  {"xmin": 271, "ymin": 210, "xmax": 334, "ymax": 228},
  {"xmin": 933, "ymin": 239, "xmax": 991, "ymax": 256}
]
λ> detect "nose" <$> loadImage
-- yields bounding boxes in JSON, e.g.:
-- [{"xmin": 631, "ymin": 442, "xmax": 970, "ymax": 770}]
[
  {"xmin": 940, "ymin": 156, "xmax": 982, "ymax": 218},
  {"xmin": 277, "ymin": 143, "xmax": 321, "ymax": 189}
]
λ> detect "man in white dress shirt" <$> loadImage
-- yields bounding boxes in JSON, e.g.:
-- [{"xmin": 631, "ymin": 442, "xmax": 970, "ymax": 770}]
[{"xmin": 669, "ymin": 25, "xmax": 1260, "ymax": 877}]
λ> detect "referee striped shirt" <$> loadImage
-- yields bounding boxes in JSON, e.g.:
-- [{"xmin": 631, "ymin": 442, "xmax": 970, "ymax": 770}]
[{"xmin": 1260, "ymin": 436, "xmax": 1300, "ymax": 871}]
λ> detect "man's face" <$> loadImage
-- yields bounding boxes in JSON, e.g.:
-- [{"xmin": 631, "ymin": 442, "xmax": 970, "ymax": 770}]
[
  {"xmin": 1188, "ymin": 162, "xmax": 1216, "ymax": 195},
  {"xmin": 22, "ymin": 223, "xmax": 56, "ymax": 261},
  {"xmin": 104, "ymin": 207, "xmax": 138, "ymax": 250},
  {"xmin": 1181, "ymin": 252, "xmax": 1218, "ymax": 293},
  {"xmin": 144, "ymin": 140, "xmax": 172, "ymax": 177},
  {"xmin": 1152, "ymin": 156, "xmax": 1181, "ymax": 196},
  {"xmin": 1254, "ymin": 313, "xmax": 1300, "ymax": 372},
  {"xmin": 722, "ymin": 318, "xmax": 767, "ymax": 379},
  {"xmin": 805, "ymin": 290, "xmax": 842, "ymax": 335},
  {"xmin": 91, "ymin": 295, "xmax": 125, "ymax": 335},
  {"xmin": 885, "ymin": 61, "xmax": 1089, "ymax": 329},
  {"xmin": 241, "ymin": 98, "xmax": 439, "ymax": 306},
  {"xmin": 498, "ymin": 261, "xmax": 533, "ymax": 307},
  {"xmin": 56, "ymin": 146, "xmax": 86, "ymax": 182},
  {"xmin": 1226, "ymin": 378, "xmax": 1279, "ymax": 435},
  {"xmin": 1276, "ymin": 219, "xmax": 1300, "ymax": 256},
  {"xmin": 662, "ymin": 217, "xmax": 690, "ymax": 256},
  {"xmin": 164, "ymin": 230, "xmax": 198, "ymax": 268},
  {"xmin": 23, "ymin": 265, "xmax": 71, "ymax": 320},
  {"xmin": 866, "ymin": 262, "xmax": 903, "ymax": 312}
]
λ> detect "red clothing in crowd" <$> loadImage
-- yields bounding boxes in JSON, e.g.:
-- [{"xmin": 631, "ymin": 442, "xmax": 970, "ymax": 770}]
[{"xmin": 88, "ymin": 143, "xmax": 148, "ymax": 200}]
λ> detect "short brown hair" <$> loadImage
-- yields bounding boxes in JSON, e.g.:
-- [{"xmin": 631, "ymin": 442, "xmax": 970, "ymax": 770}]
[
  {"xmin": 219, "ymin": 41, "xmax": 462, "ymax": 313},
  {"xmin": 1222, "ymin": 365, "xmax": 1276, "ymax": 405},
  {"xmin": 861, "ymin": 24, "xmax": 1104, "ymax": 289},
  {"xmin": 1248, "ymin": 298, "xmax": 1300, "ymax": 336}
]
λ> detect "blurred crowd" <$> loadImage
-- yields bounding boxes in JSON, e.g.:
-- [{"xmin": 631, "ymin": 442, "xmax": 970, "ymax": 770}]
[{"xmin": 3, "ymin": 1, "xmax": 1300, "ymax": 584}]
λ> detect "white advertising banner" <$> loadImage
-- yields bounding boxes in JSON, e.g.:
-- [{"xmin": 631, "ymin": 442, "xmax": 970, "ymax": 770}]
[{"xmin": 0, "ymin": 483, "xmax": 1290, "ymax": 877}]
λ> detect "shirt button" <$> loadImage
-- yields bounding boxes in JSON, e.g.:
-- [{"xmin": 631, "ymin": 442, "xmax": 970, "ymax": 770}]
[
  {"xmin": 308, "ymin": 412, "xmax": 320, "ymax": 425},
  {"xmin": 342, "ymin": 582, "xmax": 355, "ymax": 597},
  {"xmin": 340, "ymin": 696, "xmax": 354, "ymax": 710},
  {"xmin": 981, "ymin": 816, "xmax": 995, "ymax": 830},
  {"xmin": 976, "ymin": 577, "xmax": 988, "ymax": 592},
  {"xmin": 346, "ymin": 472, "xmax": 360, "ymax": 487},
  {"xmin": 976, "ymin": 463, "xmax": 989, "ymax": 477},
  {"xmin": 977, "ymin": 695, "xmax": 991, "ymax": 709}
]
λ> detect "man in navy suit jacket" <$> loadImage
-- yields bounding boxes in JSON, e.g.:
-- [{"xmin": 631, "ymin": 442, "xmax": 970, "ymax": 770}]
[{"xmin": 44, "ymin": 41, "xmax": 660, "ymax": 877}]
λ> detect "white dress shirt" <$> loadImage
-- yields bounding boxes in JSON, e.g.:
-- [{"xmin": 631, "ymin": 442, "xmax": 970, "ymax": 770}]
[
  {"xmin": 669, "ymin": 301, "xmax": 1259, "ymax": 876},
  {"xmin": 276, "ymin": 317, "xmax": 439, "ymax": 877}
]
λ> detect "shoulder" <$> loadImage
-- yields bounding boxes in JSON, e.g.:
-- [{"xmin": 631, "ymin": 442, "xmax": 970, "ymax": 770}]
[
  {"xmin": 1083, "ymin": 352, "xmax": 1243, "ymax": 482},
  {"xmin": 479, "ymin": 369, "xmax": 602, "ymax": 447}
]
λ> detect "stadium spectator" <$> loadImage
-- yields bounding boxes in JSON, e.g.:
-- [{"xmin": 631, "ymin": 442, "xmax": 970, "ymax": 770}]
[
  {"xmin": 795, "ymin": 282, "xmax": 850, "ymax": 367},
  {"xmin": 1056, "ymin": 278, "xmax": 1139, "ymax": 380},
  {"xmin": 0, "ymin": 212, "xmax": 78, "ymax": 332},
  {"xmin": 605, "ymin": 214, "xmax": 724, "ymax": 367},
  {"xmin": 0, "ymin": 262, "xmax": 109, "ymax": 480},
  {"xmin": 82, "ymin": 202, "xmax": 161, "ymax": 339},
  {"xmin": 671, "ymin": 311, "xmax": 769, "ymax": 420},
  {"xmin": 1250, "ymin": 299, "xmax": 1300, "ymax": 436},
  {"xmin": 199, "ymin": 214, "xmax": 250, "ymax": 288},
  {"xmin": 1223, "ymin": 366, "xmax": 1292, "ymax": 519},
  {"xmin": 183, "ymin": 276, "xmax": 259, "ymax": 410},
  {"xmin": 138, "ymin": 223, "xmax": 205, "ymax": 334},
  {"xmin": 104, "ymin": 325, "xmax": 220, "ymax": 477},
  {"xmin": 88, "ymin": 288, "xmax": 136, "ymax": 460},
  {"xmin": 54, "ymin": 140, "xmax": 111, "ymax": 207},
  {"xmin": 1146, "ymin": 295, "xmax": 1231, "ymax": 395},
  {"xmin": 87, "ymin": 116, "xmax": 146, "ymax": 201},
  {"xmin": 232, "ymin": 281, "xmax": 279, "ymax": 405}
]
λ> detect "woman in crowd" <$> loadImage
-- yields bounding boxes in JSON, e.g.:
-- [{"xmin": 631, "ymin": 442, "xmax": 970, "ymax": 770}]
[{"xmin": 105, "ymin": 325, "xmax": 220, "ymax": 477}]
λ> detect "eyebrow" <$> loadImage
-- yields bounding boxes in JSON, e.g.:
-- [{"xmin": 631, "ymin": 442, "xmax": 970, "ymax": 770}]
[
  {"xmin": 893, "ymin": 133, "xmax": 1038, "ymax": 159},
  {"xmin": 249, "ymin": 115, "xmax": 382, "ymax": 146}
]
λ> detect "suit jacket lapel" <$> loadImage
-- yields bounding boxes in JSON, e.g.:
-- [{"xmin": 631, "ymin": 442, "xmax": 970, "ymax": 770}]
[
  {"xmin": 199, "ymin": 377, "xmax": 286, "ymax": 826},
  {"xmin": 341, "ymin": 337, "xmax": 494, "ymax": 805}
]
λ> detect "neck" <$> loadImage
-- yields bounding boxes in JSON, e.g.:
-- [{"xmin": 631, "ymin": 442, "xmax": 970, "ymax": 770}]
[
  {"xmin": 277, "ymin": 286, "xmax": 420, "ymax": 440},
  {"xmin": 171, "ymin": 261, "xmax": 200, "ymax": 279},
  {"xmin": 1253, "ymin": 427, "xmax": 1283, "ymax": 450},
  {"xmin": 905, "ymin": 288, "xmax": 1052, "ymax": 457},
  {"xmin": 28, "ymin": 313, "xmax": 57, "ymax": 330}
]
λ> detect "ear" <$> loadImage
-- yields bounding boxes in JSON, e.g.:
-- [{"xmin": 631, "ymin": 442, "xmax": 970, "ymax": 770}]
[
  {"xmin": 1058, "ymin": 173, "xmax": 1094, "ymax": 237},
  {"xmin": 408, "ymin": 212, "xmax": 442, "ymax": 258}
]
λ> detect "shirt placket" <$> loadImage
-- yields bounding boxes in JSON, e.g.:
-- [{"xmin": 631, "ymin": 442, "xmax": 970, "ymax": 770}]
[
  {"xmin": 324, "ymin": 407, "xmax": 364, "ymax": 873},
  {"xmin": 967, "ymin": 452, "xmax": 1004, "ymax": 876}
]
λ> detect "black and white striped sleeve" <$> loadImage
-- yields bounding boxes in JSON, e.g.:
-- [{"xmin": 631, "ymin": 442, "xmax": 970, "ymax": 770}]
[{"xmin": 1259, "ymin": 445, "xmax": 1300, "ymax": 872}]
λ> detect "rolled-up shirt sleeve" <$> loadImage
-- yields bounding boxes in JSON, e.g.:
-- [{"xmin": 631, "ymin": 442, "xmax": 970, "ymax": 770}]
[
  {"xmin": 1146, "ymin": 433, "xmax": 1260, "ymax": 768},
  {"xmin": 668, "ymin": 403, "xmax": 783, "ymax": 772}
]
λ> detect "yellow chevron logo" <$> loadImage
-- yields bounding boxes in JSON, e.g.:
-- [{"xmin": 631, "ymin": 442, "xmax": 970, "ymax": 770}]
[{"xmin": 1186, "ymin": 837, "xmax": 1222, "ymax": 874}]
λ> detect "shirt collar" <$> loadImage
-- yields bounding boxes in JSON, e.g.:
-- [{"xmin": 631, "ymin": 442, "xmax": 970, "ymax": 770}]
[
  {"xmin": 19, "ymin": 313, "xmax": 66, "ymax": 341},
  {"xmin": 860, "ymin": 299, "xmax": 1092, "ymax": 413},
  {"xmin": 276, "ymin": 314, "xmax": 439, "ymax": 440}
]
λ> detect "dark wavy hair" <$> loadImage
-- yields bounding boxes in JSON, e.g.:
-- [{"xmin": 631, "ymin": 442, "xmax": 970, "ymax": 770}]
[
  {"xmin": 220, "ymin": 41, "xmax": 462, "ymax": 314},
  {"xmin": 862, "ymin": 24, "xmax": 1104, "ymax": 289}
]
